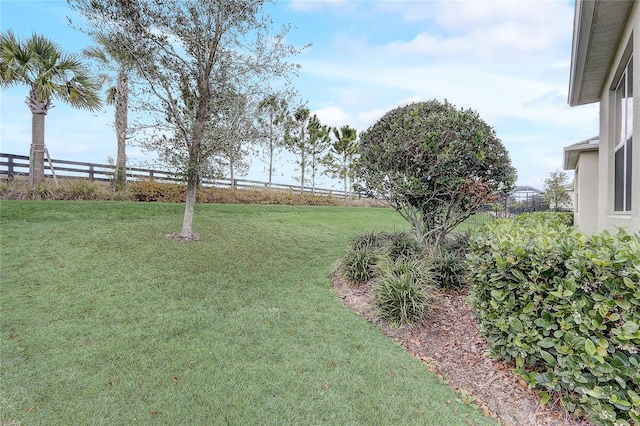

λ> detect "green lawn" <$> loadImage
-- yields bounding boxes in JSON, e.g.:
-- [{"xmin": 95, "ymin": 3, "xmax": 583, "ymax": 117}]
[{"xmin": 0, "ymin": 201, "xmax": 495, "ymax": 425}]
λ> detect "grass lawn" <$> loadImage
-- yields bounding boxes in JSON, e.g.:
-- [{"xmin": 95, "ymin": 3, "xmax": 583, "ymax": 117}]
[{"xmin": 0, "ymin": 201, "xmax": 495, "ymax": 425}]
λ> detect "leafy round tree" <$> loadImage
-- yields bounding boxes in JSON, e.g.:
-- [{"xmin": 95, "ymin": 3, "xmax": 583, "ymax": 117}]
[
  {"xmin": 543, "ymin": 170, "xmax": 571, "ymax": 211},
  {"xmin": 358, "ymin": 100, "xmax": 516, "ymax": 247}
]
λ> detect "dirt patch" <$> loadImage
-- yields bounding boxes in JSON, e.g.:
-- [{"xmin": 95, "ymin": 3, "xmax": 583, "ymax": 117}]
[
  {"xmin": 331, "ymin": 271, "xmax": 592, "ymax": 426},
  {"xmin": 166, "ymin": 232, "xmax": 199, "ymax": 242}
]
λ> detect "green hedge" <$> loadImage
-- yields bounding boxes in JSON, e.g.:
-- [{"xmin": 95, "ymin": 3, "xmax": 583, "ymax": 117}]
[{"xmin": 467, "ymin": 213, "xmax": 640, "ymax": 425}]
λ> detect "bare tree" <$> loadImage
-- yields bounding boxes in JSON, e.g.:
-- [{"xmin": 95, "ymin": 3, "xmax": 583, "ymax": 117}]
[{"xmin": 69, "ymin": 0, "xmax": 302, "ymax": 239}]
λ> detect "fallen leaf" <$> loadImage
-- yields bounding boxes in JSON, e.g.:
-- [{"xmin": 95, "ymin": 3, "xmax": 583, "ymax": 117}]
[
  {"xmin": 172, "ymin": 376, "xmax": 179, "ymax": 382},
  {"xmin": 322, "ymin": 383, "xmax": 329, "ymax": 390},
  {"xmin": 28, "ymin": 405, "xmax": 36, "ymax": 413},
  {"xmin": 150, "ymin": 410, "xmax": 162, "ymax": 415}
]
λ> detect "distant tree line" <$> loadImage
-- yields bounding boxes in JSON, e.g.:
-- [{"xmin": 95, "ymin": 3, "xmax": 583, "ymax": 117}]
[{"xmin": 1, "ymin": 0, "xmax": 364, "ymax": 239}]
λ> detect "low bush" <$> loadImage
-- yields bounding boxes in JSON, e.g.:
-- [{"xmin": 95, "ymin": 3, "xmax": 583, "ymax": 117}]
[
  {"xmin": 467, "ymin": 213, "xmax": 640, "ymax": 425},
  {"xmin": 338, "ymin": 246, "xmax": 380, "ymax": 286},
  {"xmin": 339, "ymin": 232, "xmax": 424, "ymax": 286},
  {"xmin": 373, "ymin": 257, "xmax": 436, "ymax": 327},
  {"xmin": 129, "ymin": 180, "xmax": 186, "ymax": 202},
  {"xmin": 430, "ymin": 232, "xmax": 470, "ymax": 290},
  {"xmin": 0, "ymin": 179, "xmax": 345, "ymax": 206},
  {"xmin": 337, "ymin": 231, "xmax": 437, "ymax": 325}
]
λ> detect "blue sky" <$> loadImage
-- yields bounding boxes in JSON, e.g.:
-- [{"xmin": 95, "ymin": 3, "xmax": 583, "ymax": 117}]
[{"xmin": 1, "ymin": 0, "xmax": 599, "ymax": 189}]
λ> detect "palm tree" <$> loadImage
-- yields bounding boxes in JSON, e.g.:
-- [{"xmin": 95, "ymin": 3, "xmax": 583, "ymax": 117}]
[
  {"xmin": 83, "ymin": 33, "xmax": 131, "ymax": 189},
  {"xmin": 0, "ymin": 30, "xmax": 101, "ymax": 186},
  {"xmin": 284, "ymin": 106, "xmax": 311, "ymax": 190},
  {"xmin": 257, "ymin": 94, "xmax": 288, "ymax": 186},
  {"xmin": 327, "ymin": 125, "xmax": 358, "ymax": 198}
]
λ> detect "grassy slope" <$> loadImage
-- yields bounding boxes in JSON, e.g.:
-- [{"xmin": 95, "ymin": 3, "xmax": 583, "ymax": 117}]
[{"xmin": 0, "ymin": 201, "xmax": 495, "ymax": 425}]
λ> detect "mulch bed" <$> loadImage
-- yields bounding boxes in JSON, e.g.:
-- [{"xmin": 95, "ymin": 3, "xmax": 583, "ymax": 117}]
[{"xmin": 331, "ymin": 272, "xmax": 593, "ymax": 426}]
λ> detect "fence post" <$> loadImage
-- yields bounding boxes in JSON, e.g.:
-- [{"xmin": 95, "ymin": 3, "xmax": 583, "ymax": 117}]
[{"xmin": 7, "ymin": 155, "xmax": 14, "ymax": 176}]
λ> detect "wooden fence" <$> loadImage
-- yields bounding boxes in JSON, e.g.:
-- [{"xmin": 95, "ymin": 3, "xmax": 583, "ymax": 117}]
[{"xmin": 0, "ymin": 153, "xmax": 361, "ymax": 198}]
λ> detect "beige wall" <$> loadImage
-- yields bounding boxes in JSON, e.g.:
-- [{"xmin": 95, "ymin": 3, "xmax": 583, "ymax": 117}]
[
  {"xmin": 597, "ymin": 2, "xmax": 639, "ymax": 234},
  {"xmin": 574, "ymin": 150, "xmax": 599, "ymax": 234}
]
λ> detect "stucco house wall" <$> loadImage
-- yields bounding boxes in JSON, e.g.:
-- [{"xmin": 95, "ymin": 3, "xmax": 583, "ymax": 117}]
[
  {"xmin": 575, "ymin": 150, "xmax": 600, "ymax": 234},
  {"xmin": 568, "ymin": 0, "xmax": 639, "ymax": 234},
  {"xmin": 564, "ymin": 137, "xmax": 599, "ymax": 233}
]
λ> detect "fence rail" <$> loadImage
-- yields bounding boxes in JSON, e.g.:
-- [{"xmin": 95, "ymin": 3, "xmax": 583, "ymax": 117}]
[{"xmin": 0, "ymin": 153, "xmax": 361, "ymax": 198}]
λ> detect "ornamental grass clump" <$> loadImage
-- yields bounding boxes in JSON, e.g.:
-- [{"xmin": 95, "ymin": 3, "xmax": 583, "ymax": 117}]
[
  {"xmin": 373, "ymin": 257, "xmax": 436, "ymax": 327},
  {"xmin": 338, "ymin": 246, "xmax": 380, "ymax": 286},
  {"xmin": 338, "ymin": 231, "xmax": 424, "ymax": 286},
  {"xmin": 467, "ymin": 213, "xmax": 640, "ymax": 425},
  {"xmin": 429, "ymin": 232, "xmax": 470, "ymax": 290}
]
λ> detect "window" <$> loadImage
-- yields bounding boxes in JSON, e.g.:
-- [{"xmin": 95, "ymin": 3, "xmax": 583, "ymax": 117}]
[{"xmin": 614, "ymin": 57, "xmax": 633, "ymax": 212}]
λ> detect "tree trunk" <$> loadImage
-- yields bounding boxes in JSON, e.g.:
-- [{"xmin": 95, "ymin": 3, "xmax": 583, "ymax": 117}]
[
  {"xmin": 28, "ymin": 91, "xmax": 50, "ymax": 187},
  {"xmin": 343, "ymin": 152, "xmax": 348, "ymax": 199},
  {"xmin": 230, "ymin": 160, "xmax": 235, "ymax": 189},
  {"xmin": 268, "ymin": 111, "xmax": 273, "ymax": 186},
  {"xmin": 30, "ymin": 111, "xmax": 46, "ymax": 187},
  {"xmin": 114, "ymin": 70, "xmax": 129, "ymax": 190},
  {"xmin": 180, "ymin": 169, "xmax": 198, "ymax": 238}
]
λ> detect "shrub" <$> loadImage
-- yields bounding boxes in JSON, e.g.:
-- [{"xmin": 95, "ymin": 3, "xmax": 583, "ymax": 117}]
[
  {"xmin": 357, "ymin": 100, "xmax": 516, "ymax": 246},
  {"xmin": 0, "ymin": 179, "xmax": 347, "ymax": 206},
  {"xmin": 129, "ymin": 180, "xmax": 186, "ymax": 202},
  {"xmin": 350, "ymin": 231, "xmax": 423, "ymax": 260},
  {"xmin": 467, "ymin": 214, "xmax": 640, "ymax": 425},
  {"xmin": 64, "ymin": 180, "xmax": 102, "ymax": 200},
  {"xmin": 338, "ymin": 231, "xmax": 424, "ymax": 287},
  {"xmin": 427, "ymin": 232, "xmax": 470, "ymax": 290},
  {"xmin": 383, "ymin": 232, "xmax": 424, "ymax": 261},
  {"xmin": 373, "ymin": 257, "xmax": 436, "ymax": 326},
  {"xmin": 338, "ymin": 246, "xmax": 380, "ymax": 286},
  {"xmin": 430, "ymin": 249, "xmax": 467, "ymax": 290}
]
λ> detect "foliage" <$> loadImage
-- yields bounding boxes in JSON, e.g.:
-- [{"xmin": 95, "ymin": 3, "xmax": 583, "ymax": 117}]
[
  {"xmin": 324, "ymin": 125, "xmax": 359, "ymax": 199},
  {"xmin": 284, "ymin": 106, "xmax": 315, "ymax": 189},
  {"xmin": 69, "ymin": 0, "xmax": 302, "ymax": 238},
  {"xmin": 257, "ymin": 93, "xmax": 289, "ymax": 185},
  {"xmin": 543, "ymin": 170, "xmax": 572, "ymax": 211},
  {"xmin": 513, "ymin": 211, "xmax": 574, "ymax": 227},
  {"xmin": 373, "ymin": 257, "xmax": 436, "ymax": 327},
  {"xmin": 338, "ymin": 231, "xmax": 437, "ymax": 325},
  {"xmin": 339, "ymin": 231, "xmax": 424, "ymax": 286},
  {"xmin": 306, "ymin": 114, "xmax": 332, "ymax": 193},
  {"xmin": 357, "ymin": 100, "xmax": 516, "ymax": 247},
  {"xmin": 82, "ymin": 32, "xmax": 133, "ymax": 190},
  {"xmin": 0, "ymin": 179, "xmax": 344, "ymax": 206},
  {"xmin": 0, "ymin": 30, "xmax": 102, "ymax": 186},
  {"xmin": 467, "ymin": 214, "xmax": 640, "ymax": 425},
  {"xmin": 338, "ymin": 232, "xmax": 423, "ymax": 286},
  {"xmin": 429, "ymin": 232, "xmax": 470, "ymax": 290},
  {"xmin": 338, "ymin": 245, "xmax": 380, "ymax": 286},
  {"xmin": 208, "ymin": 91, "xmax": 256, "ymax": 185}
]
